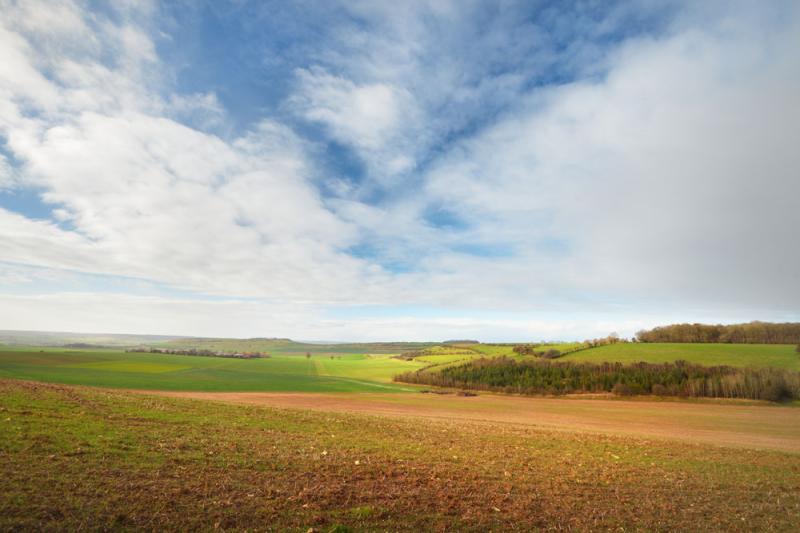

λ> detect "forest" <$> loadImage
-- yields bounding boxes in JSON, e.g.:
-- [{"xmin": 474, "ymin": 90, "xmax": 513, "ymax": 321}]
[
  {"xmin": 635, "ymin": 321, "xmax": 800, "ymax": 344},
  {"xmin": 395, "ymin": 357, "xmax": 800, "ymax": 401}
]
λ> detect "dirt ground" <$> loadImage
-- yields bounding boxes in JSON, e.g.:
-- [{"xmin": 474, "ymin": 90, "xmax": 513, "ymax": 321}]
[
  {"xmin": 137, "ymin": 389, "xmax": 800, "ymax": 453},
  {"xmin": 7, "ymin": 379, "xmax": 800, "ymax": 531}
]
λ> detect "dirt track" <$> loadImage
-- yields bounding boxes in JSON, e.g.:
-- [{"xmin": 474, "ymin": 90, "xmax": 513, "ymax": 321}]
[{"xmin": 137, "ymin": 390, "xmax": 800, "ymax": 452}]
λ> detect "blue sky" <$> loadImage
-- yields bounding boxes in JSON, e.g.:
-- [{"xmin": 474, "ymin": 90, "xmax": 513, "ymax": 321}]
[{"xmin": 0, "ymin": 0, "xmax": 798, "ymax": 340}]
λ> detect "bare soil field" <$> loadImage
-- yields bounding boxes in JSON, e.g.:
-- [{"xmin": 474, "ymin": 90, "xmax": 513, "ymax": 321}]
[
  {"xmin": 3, "ymin": 379, "xmax": 800, "ymax": 531},
  {"xmin": 141, "ymin": 390, "xmax": 800, "ymax": 452}
]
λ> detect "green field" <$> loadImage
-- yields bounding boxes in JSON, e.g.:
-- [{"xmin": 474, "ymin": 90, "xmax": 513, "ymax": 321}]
[
  {"xmin": 408, "ymin": 345, "xmax": 484, "ymax": 367},
  {"xmin": 563, "ymin": 343, "xmax": 800, "ymax": 370},
  {"xmin": 464, "ymin": 342, "xmax": 584, "ymax": 357},
  {"xmin": 0, "ymin": 347, "xmax": 423, "ymax": 392},
  {"xmin": 415, "ymin": 353, "xmax": 482, "ymax": 365}
]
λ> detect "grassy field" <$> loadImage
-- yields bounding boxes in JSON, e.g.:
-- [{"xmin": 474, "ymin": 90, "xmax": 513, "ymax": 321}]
[
  {"xmin": 414, "ymin": 353, "xmax": 483, "ymax": 366},
  {"xmin": 563, "ymin": 343, "xmax": 800, "ymax": 370},
  {"xmin": 0, "ymin": 347, "xmax": 423, "ymax": 392},
  {"xmin": 1, "ymin": 379, "xmax": 799, "ymax": 531},
  {"xmin": 463, "ymin": 342, "xmax": 584, "ymax": 357},
  {"xmin": 407, "ymin": 345, "xmax": 484, "ymax": 367}
]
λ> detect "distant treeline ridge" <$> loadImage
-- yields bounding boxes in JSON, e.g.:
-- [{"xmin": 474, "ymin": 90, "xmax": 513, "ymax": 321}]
[
  {"xmin": 126, "ymin": 347, "xmax": 265, "ymax": 359},
  {"xmin": 636, "ymin": 322, "xmax": 800, "ymax": 344}
]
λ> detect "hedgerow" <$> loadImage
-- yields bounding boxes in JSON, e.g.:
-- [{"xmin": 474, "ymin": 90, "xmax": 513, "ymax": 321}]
[{"xmin": 396, "ymin": 357, "xmax": 800, "ymax": 401}]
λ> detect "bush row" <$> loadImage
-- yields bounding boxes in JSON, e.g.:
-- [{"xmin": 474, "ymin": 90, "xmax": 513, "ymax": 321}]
[{"xmin": 395, "ymin": 357, "xmax": 800, "ymax": 402}]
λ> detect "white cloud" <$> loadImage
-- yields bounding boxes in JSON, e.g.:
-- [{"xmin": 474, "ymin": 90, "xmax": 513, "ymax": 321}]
[
  {"xmin": 0, "ymin": 1, "xmax": 383, "ymax": 304},
  {"xmin": 1, "ymin": 110, "xmax": 380, "ymax": 301},
  {"xmin": 290, "ymin": 67, "xmax": 421, "ymax": 179},
  {"xmin": 421, "ymin": 3, "xmax": 800, "ymax": 313},
  {"xmin": 293, "ymin": 68, "xmax": 401, "ymax": 150}
]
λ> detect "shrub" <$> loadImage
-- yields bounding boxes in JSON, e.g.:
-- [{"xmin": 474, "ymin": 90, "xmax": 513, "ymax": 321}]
[
  {"xmin": 651, "ymin": 383, "xmax": 669, "ymax": 396},
  {"xmin": 762, "ymin": 382, "xmax": 792, "ymax": 402},
  {"xmin": 612, "ymin": 383, "xmax": 634, "ymax": 396},
  {"xmin": 513, "ymin": 344, "xmax": 537, "ymax": 355}
]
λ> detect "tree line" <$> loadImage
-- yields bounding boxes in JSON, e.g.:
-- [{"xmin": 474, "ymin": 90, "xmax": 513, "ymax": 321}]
[
  {"xmin": 636, "ymin": 321, "xmax": 800, "ymax": 344},
  {"xmin": 395, "ymin": 357, "xmax": 800, "ymax": 402},
  {"xmin": 126, "ymin": 347, "xmax": 266, "ymax": 359}
]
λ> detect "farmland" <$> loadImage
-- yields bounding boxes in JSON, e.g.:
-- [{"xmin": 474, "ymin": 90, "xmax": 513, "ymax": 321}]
[
  {"xmin": 2, "ymin": 338, "xmax": 800, "ymax": 530},
  {"xmin": 2, "ymin": 342, "xmax": 799, "ymax": 395},
  {"xmin": 562, "ymin": 342, "xmax": 800, "ymax": 370},
  {"xmin": 0, "ymin": 347, "xmax": 423, "ymax": 393},
  {"xmin": 465, "ymin": 342, "xmax": 584, "ymax": 357},
  {"xmin": 2, "ymin": 379, "xmax": 800, "ymax": 531}
]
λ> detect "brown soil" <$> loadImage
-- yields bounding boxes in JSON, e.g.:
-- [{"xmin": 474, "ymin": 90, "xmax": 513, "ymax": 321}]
[
  {"xmin": 136, "ymin": 390, "xmax": 800, "ymax": 452},
  {"xmin": 4, "ymin": 380, "xmax": 800, "ymax": 531}
]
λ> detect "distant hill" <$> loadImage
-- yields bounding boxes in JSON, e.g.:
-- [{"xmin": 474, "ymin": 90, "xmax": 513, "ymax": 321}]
[
  {"xmin": 0, "ymin": 330, "xmax": 187, "ymax": 348},
  {"xmin": 0, "ymin": 330, "xmax": 440, "ymax": 354},
  {"xmin": 161, "ymin": 337, "xmax": 439, "ymax": 355}
]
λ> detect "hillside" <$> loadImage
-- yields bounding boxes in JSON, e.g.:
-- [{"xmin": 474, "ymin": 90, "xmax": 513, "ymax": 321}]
[
  {"xmin": 0, "ymin": 330, "xmax": 186, "ymax": 347},
  {"xmin": 561, "ymin": 342, "xmax": 800, "ymax": 371}
]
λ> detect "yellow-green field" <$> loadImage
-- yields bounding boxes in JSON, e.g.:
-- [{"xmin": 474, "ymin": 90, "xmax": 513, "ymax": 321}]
[
  {"xmin": 563, "ymin": 342, "xmax": 800, "ymax": 370},
  {"xmin": 462, "ymin": 342, "xmax": 584, "ymax": 357},
  {"xmin": 414, "ymin": 353, "xmax": 483, "ymax": 365}
]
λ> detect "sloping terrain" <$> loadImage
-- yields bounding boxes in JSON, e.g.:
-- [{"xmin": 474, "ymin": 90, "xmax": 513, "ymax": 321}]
[
  {"xmin": 2, "ymin": 380, "xmax": 799, "ymax": 531},
  {"xmin": 562, "ymin": 342, "xmax": 800, "ymax": 370},
  {"xmin": 144, "ymin": 390, "xmax": 800, "ymax": 452}
]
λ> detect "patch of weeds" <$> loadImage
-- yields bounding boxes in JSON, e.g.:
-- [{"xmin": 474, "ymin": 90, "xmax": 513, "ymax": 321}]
[{"xmin": 348, "ymin": 505, "xmax": 375, "ymax": 519}]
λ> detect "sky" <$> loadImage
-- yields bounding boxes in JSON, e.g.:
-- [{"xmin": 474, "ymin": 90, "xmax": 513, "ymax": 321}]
[{"xmin": 0, "ymin": 0, "xmax": 798, "ymax": 342}]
